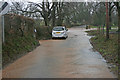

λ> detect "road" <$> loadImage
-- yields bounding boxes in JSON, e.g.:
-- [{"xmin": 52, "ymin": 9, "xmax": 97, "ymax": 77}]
[{"xmin": 2, "ymin": 26, "xmax": 115, "ymax": 78}]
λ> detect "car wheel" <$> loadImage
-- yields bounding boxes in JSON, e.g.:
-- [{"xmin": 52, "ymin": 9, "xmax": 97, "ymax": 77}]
[{"xmin": 63, "ymin": 37, "xmax": 66, "ymax": 39}]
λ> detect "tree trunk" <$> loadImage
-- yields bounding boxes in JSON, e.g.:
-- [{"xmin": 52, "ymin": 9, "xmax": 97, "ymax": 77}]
[
  {"xmin": 114, "ymin": 3, "xmax": 120, "ymax": 75},
  {"xmin": 114, "ymin": 2, "xmax": 120, "ymax": 31},
  {"xmin": 52, "ymin": 3, "xmax": 56, "ymax": 27},
  {"xmin": 118, "ymin": 9, "xmax": 120, "ymax": 32},
  {"xmin": 106, "ymin": 2, "xmax": 109, "ymax": 40},
  {"xmin": 57, "ymin": 2, "xmax": 64, "ymax": 26},
  {"xmin": 44, "ymin": 18, "xmax": 48, "ymax": 26},
  {"xmin": 52, "ymin": 10, "xmax": 55, "ymax": 27},
  {"xmin": 109, "ymin": 11, "xmax": 112, "ymax": 30},
  {"xmin": 102, "ymin": 24, "xmax": 105, "ymax": 34},
  {"xmin": 118, "ymin": 7, "xmax": 120, "ymax": 75},
  {"xmin": 109, "ymin": 2, "xmax": 113, "ymax": 30},
  {"xmin": 44, "ymin": 14, "xmax": 48, "ymax": 26}
]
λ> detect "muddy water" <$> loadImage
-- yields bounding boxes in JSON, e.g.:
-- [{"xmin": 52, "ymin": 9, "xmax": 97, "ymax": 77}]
[{"xmin": 2, "ymin": 27, "xmax": 116, "ymax": 78}]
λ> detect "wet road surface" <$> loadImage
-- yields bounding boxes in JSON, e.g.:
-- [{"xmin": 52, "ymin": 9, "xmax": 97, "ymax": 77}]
[{"xmin": 2, "ymin": 26, "xmax": 116, "ymax": 78}]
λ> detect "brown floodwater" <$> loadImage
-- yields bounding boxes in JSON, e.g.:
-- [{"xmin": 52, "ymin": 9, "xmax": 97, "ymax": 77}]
[{"xmin": 2, "ymin": 26, "xmax": 116, "ymax": 78}]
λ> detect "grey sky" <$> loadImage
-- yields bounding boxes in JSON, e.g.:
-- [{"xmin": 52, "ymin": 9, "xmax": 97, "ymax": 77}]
[
  {"xmin": 0, "ymin": 0, "xmax": 119, "ymax": 2},
  {"xmin": 0, "ymin": 0, "xmax": 119, "ymax": 3}
]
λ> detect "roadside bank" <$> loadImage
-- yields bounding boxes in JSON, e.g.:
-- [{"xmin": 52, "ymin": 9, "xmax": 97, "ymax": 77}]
[{"xmin": 86, "ymin": 29, "xmax": 118, "ymax": 78}]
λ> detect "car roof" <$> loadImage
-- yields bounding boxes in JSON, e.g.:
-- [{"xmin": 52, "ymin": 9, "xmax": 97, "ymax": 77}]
[{"xmin": 53, "ymin": 26, "xmax": 65, "ymax": 28}]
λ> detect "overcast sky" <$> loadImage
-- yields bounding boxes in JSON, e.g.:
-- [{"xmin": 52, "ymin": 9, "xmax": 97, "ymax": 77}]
[
  {"xmin": 0, "ymin": 0, "xmax": 119, "ymax": 3},
  {"xmin": 0, "ymin": 0, "xmax": 42, "ymax": 3}
]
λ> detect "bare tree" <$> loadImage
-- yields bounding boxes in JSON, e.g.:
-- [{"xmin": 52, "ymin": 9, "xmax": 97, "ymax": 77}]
[
  {"xmin": 109, "ymin": 2, "xmax": 115, "ymax": 30},
  {"xmin": 114, "ymin": 2, "xmax": 120, "ymax": 32}
]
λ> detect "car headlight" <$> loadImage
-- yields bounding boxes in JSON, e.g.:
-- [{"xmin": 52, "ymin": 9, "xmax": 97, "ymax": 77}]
[
  {"xmin": 61, "ymin": 32, "xmax": 65, "ymax": 34},
  {"xmin": 52, "ymin": 32, "xmax": 55, "ymax": 34}
]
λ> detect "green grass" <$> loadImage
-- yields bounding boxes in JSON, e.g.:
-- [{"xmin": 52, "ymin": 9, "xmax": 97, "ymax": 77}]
[
  {"xmin": 86, "ymin": 30, "xmax": 118, "ymax": 76},
  {"xmin": 90, "ymin": 26, "xmax": 99, "ymax": 28},
  {"xmin": 90, "ymin": 25, "xmax": 118, "ymax": 29},
  {"xmin": 2, "ymin": 35, "xmax": 39, "ymax": 68},
  {"xmin": 86, "ymin": 30, "xmax": 99, "ymax": 36},
  {"xmin": 2, "ymin": 25, "xmax": 52, "ymax": 68}
]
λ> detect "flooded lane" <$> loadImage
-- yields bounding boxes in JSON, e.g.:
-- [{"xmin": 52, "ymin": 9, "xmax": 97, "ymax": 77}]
[{"xmin": 2, "ymin": 27, "xmax": 115, "ymax": 78}]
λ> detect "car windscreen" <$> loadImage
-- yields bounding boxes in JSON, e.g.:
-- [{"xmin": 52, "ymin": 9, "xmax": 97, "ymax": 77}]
[{"xmin": 53, "ymin": 27, "xmax": 64, "ymax": 31}]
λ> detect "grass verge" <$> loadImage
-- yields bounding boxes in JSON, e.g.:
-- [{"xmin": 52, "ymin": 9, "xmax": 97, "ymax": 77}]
[
  {"xmin": 2, "ymin": 35, "xmax": 40, "ymax": 68},
  {"xmin": 86, "ymin": 30, "xmax": 118, "ymax": 77}
]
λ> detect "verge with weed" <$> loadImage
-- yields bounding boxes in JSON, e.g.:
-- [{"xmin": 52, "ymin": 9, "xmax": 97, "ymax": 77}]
[{"xmin": 86, "ymin": 30, "xmax": 118, "ymax": 76}]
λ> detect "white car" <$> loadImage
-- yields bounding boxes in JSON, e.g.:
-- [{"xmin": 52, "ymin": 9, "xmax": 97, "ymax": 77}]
[{"xmin": 52, "ymin": 26, "xmax": 68, "ymax": 39}]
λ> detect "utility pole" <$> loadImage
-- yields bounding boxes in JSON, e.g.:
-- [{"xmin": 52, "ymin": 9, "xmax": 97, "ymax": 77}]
[
  {"xmin": 105, "ymin": 1, "xmax": 109, "ymax": 40},
  {"xmin": 0, "ymin": 2, "xmax": 9, "ymax": 43},
  {"xmin": 2, "ymin": 15, "xmax": 4, "ymax": 43}
]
